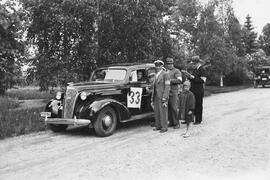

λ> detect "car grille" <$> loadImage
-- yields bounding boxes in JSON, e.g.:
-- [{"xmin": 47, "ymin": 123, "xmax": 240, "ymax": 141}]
[{"xmin": 63, "ymin": 87, "xmax": 78, "ymax": 118}]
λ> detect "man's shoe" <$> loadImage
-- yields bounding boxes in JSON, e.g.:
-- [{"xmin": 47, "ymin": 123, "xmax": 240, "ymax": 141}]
[
  {"xmin": 183, "ymin": 132, "xmax": 191, "ymax": 138},
  {"xmin": 153, "ymin": 128, "xmax": 161, "ymax": 131},
  {"xmin": 193, "ymin": 122, "xmax": 201, "ymax": 125},
  {"xmin": 173, "ymin": 124, "xmax": 180, "ymax": 129},
  {"xmin": 150, "ymin": 122, "xmax": 155, "ymax": 127},
  {"xmin": 160, "ymin": 129, "xmax": 168, "ymax": 133}
]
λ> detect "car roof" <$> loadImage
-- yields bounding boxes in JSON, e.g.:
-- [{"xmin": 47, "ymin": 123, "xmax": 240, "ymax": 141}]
[
  {"xmin": 100, "ymin": 63, "xmax": 155, "ymax": 69},
  {"xmin": 255, "ymin": 65, "xmax": 270, "ymax": 69}
]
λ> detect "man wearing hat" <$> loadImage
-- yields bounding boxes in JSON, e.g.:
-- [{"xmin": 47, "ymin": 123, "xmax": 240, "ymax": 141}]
[
  {"xmin": 182, "ymin": 56, "xmax": 206, "ymax": 125},
  {"xmin": 165, "ymin": 57, "xmax": 182, "ymax": 129},
  {"xmin": 151, "ymin": 60, "xmax": 170, "ymax": 133}
]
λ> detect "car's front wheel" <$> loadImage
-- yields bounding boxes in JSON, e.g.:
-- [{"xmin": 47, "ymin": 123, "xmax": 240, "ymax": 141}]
[
  {"xmin": 48, "ymin": 124, "xmax": 68, "ymax": 132},
  {"xmin": 94, "ymin": 106, "xmax": 117, "ymax": 137}
]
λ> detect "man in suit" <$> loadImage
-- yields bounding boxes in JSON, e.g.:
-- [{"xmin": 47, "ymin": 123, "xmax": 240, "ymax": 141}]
[
  {"xmin": 165, "ymin": 58, "xmax": 182, "ymax": 129},
  {"xmin": 151, "ymin": 60, "xmax": 170, "ymax": 133},
  {"xmin": 182, "ymin": 56, "xmax": 206, "ymax": 125}
]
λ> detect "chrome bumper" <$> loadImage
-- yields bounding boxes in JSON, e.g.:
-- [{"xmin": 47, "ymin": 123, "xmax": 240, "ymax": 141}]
[{"xmin": 41, "ymin": 116, "xmax": 91, "ymax": 126}]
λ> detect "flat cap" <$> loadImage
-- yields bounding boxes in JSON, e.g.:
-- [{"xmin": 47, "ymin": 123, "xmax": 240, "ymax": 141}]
[
  {"xmin": 165, "ymin": 58, "xmax": 174, "ymax": 64},
  {"xmin": 191, "ymin": 56, "xmax": 204, "ymax": 63},
  {"xmin": 154, "ymin": 59, "xmax": 164, "ymax": 66},
  {"xmin": 183, "ymin": 80, "xmax": 191, "ymax": 86}
]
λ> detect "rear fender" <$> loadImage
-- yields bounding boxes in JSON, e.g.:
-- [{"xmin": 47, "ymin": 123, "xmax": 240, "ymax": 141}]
[{"xmin": 86, "ymin": 99, "xmax": 131, "ymax": 122}]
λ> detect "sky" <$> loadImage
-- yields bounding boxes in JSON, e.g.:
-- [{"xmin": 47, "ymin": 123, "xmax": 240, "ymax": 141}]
[
  {"xmin": 200, "ymin": 0, "xmax": 270, "ymax": 34},
  {"xmin": 233, "ymin": 0, "xmax": 270, "ymax": 34}
]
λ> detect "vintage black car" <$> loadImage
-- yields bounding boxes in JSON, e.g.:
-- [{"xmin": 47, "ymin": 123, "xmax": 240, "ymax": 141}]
[
  {"xmin": 253, "ymin": 65, "xmax": 270, "ymax": 88},
  {"xmin": 40, "ymin": 63, "xmax": 156, "ymax": 136}
]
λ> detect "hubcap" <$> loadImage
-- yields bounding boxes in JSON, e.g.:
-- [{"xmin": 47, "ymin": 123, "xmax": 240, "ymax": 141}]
[{"xmin": 102, "ymin": 115, "xmax": 112, "ymax": 127}]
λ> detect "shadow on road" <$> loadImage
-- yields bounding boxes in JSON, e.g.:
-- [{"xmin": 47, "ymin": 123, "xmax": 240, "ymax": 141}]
[{"xmin": 55, "ymin": 118, "xmax": 153, "ymax": 137}]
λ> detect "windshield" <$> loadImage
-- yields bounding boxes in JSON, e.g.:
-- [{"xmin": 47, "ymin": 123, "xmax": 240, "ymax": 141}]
[{"xmin": 90, "ymin": 68, "xmax": 127, "ymax": 82}]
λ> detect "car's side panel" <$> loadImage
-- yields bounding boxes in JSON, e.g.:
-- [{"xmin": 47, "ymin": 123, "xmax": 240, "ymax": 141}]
[{"xmin": 83, "ymin": 98, "xmax": 131, "ymax": 122}]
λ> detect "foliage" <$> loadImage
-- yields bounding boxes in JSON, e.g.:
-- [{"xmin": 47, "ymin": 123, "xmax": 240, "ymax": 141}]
[
  {"xmin": 22, "ymin": 0, "xmax": 98, "ymax": 90},
  {"xmin": 246, "ymin": 49, "xmax": 270, "ymax": 72},
  {"xmin": 0, "ymin": 1, "xmax": 26, "ymax": 94},
  {"xmin": 259, "ymin": 23, "xmax": 270, "ymax": 56},
  {"xmin": 6, "ymin": 86, "xmax": 55, "ymax": 100},
  {"xmin": 242, "ymin": 15, "xmax": 258, "ymax": 54},
  {"xmin": 194, "ymin": 1, "xmax": 235, "ymax": 84},
  {"xmin": 17, "ymin": 0, "xmax": 257, "ymax": 88},
  {"xmin": 0, "ymin": 95, "xmax": 20, "ymax": 110},
  {"xmin": 0, "ymin": 106, "xmax": 46, "ymax": 139}
]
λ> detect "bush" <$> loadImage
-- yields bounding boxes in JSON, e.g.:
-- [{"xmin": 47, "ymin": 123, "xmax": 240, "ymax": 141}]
[
  {"xmin": 0, "ymin": 96, "xmax": 20, "ymax": 110},
  {"xmin": 224, "ymin": 68, "xmax": 251, "ymax": 86},
  {"xmin": 6, "ymin": 86, "xmax": 56, "ymax": 100},
  {"xmin": 0, "ymin": 107, "xmax": 46, "ymax": 139}
]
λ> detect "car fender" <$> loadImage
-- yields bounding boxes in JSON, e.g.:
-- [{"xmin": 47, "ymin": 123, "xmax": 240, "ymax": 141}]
[
  {"xmin": 86, "ymin": 98, "xmax": 131, "ymax": 122},
  {"xmin": 45, "ymin": 99, "xmax": 62, "ymax": 118}
]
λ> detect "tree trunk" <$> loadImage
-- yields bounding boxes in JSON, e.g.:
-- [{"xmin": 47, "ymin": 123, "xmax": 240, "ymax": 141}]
[{"xmin": 220, "ymin": 74, "xmax": 224, "ymax": 87}]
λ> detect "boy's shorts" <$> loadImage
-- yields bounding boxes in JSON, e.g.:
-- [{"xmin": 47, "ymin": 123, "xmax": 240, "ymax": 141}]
[{"xmin": 185, "ymin": 113, "xmax": 194, "ymax": 124}]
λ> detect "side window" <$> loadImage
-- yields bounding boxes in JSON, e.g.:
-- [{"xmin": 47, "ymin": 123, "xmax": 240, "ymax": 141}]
[
  {"xmin": 130, "ymin": 69, "xmax": 147, "ymax": 82},
  {"xmin": 137, "ymin": 69, "xmax": 147, "ymax": 82},
  {"xmin": 130, "ymin": 71, "xmax": 138, "ymax": 82}
]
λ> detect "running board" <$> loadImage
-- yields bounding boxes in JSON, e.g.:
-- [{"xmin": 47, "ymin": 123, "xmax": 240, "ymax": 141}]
[{"xmin": 121, "ymin": 112, "xmax": 154, "ymax": 123}]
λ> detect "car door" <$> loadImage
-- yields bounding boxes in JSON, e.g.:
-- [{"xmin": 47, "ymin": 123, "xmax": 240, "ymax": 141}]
[{"xmin": 126, "ymin": 67, "xmax": 156, "ymax": 115}]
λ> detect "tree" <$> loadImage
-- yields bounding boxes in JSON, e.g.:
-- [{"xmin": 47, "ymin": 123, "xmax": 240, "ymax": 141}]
[
  {"xmin": 242, "ymin": 14, "xmax": 258, "ymax": 54},
  {"xmin": 0, "ymin": 1, "xmax": 25, "ymax": 94},
  {"xmin": 97, "ymin": 0, "xmax": 174, "ymax": 65},
  {"xmin": 194, "ymin": 1, "xmax": 238, "ymax": 86},
  {"xmin": 259, "ymin": 23, "xmax": 270, "ymax": 56},
  {"xmin": 22, "ymin": 0, "xmax": 98, "ymax": 90}
]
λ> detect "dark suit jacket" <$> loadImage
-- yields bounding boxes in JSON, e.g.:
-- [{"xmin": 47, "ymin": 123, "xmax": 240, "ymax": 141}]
[{"xmin": 189, "ymin": 66, "xmax": 205, "ymax": 94}]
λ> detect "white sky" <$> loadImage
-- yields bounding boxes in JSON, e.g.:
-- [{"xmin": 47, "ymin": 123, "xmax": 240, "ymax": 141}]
[
  {"xmin": 233, "ymin": 0, "xmax": 270, "ymax": 34},
  {"xmin": 201, "ymin": 0, "xmax": 270, "ymax": 34}
]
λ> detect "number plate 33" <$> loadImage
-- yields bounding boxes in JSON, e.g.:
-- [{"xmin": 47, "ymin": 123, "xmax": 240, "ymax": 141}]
[{"xmin": 127, "ymin": 87, "xmax": 143, "ymax": 108}]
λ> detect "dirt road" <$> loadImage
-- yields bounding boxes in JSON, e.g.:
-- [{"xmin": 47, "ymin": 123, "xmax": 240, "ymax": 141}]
[{"xmin": 0, "ymin": 88, "xmax": 270, "ymax": 180}]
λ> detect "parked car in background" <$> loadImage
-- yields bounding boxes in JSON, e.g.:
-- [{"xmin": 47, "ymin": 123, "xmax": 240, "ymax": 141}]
[
  {"xmin": 40, "ymin": 63, "xmax": 156, "ymax": 136},
  {"xmin": 253, "ymin": 65, "xmax": 270, "ymax": 88}
]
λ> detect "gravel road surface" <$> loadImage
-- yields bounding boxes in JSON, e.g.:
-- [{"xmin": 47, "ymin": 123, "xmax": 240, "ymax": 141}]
[{"xmin": 0, "ymin": 88, "xmax": 270, "ymax": 180}]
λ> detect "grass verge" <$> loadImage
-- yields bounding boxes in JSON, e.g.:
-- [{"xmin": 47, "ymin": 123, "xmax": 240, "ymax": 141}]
[
  {"xmin": 0, "ymin": 107, "xmax": 46, "ymax": 139},
  {"xmin": 205, "ymin": 84, "xmax": 252, "ymax": 96},
  {"xmin": 6, "ymin": 87, "xmax": 56, "ymax": 100}
]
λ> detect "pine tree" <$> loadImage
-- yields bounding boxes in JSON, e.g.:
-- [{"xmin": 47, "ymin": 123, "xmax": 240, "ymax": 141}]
[{"xmin": 242, "ymin": 14, "xmax": 258, "ymax": 54}]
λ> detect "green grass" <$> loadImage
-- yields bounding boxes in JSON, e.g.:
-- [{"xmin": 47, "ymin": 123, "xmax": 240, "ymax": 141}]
[
  {"xmin": 205, "ymin": 84, "xmax": 252, "ymax": 95},
  {"xmin": 0, "ymin": 86, "xmax": 51, "ymax": 139},
  {"xmin": 0, "ymin": 96, "xmax": 20, "ymax": 110},
  {"xmin": 6, "ymin": 86, "xmax": 56, "ymax": 100},
  {"xmin": 0, "ymin": 107, "xmax": 46, "ymax": 139}
]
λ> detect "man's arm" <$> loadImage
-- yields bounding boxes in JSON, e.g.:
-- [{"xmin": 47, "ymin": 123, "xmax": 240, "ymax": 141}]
[
  {"xmin": 170, "ymin": 69, "xmax": 182, "ymax": 85},
  {"xmin": 162, "ymin": 73, "xmax": 171, "ymax": 102}
]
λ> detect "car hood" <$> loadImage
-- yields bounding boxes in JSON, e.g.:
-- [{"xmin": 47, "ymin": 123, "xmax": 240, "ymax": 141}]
[{"xmin": 67, "ymin": 81, "xmax": 124, "ymax": 92}]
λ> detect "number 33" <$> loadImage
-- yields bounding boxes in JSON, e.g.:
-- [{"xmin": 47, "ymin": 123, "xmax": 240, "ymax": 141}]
[{"xmin": 129, "ymin": 90, "xmax": 141, "ymax": 104}]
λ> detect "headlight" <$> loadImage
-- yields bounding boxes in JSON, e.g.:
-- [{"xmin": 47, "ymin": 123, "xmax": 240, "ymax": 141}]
[
  {"xmin": 80, "ymin": 92, "xmax": 87, "ymax": 101},
  {"xmin": 56, "ymin": 92, "xmax": 62, "ymax": 100}
]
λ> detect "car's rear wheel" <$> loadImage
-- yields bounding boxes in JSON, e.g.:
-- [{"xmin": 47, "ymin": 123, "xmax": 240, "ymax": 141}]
[
  {"xmin": 48, "ymin": 124, "xmax": 68, "ymax": 132},
  {"xmin": 94, "ymin": 106, "xmax": 117, "ymax": 137}
]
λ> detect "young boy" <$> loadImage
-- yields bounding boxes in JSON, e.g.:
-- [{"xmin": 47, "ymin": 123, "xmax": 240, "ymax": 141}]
[{"xmin": 178, "ymin": 80, "xmax": 195, "ymax": 138}]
